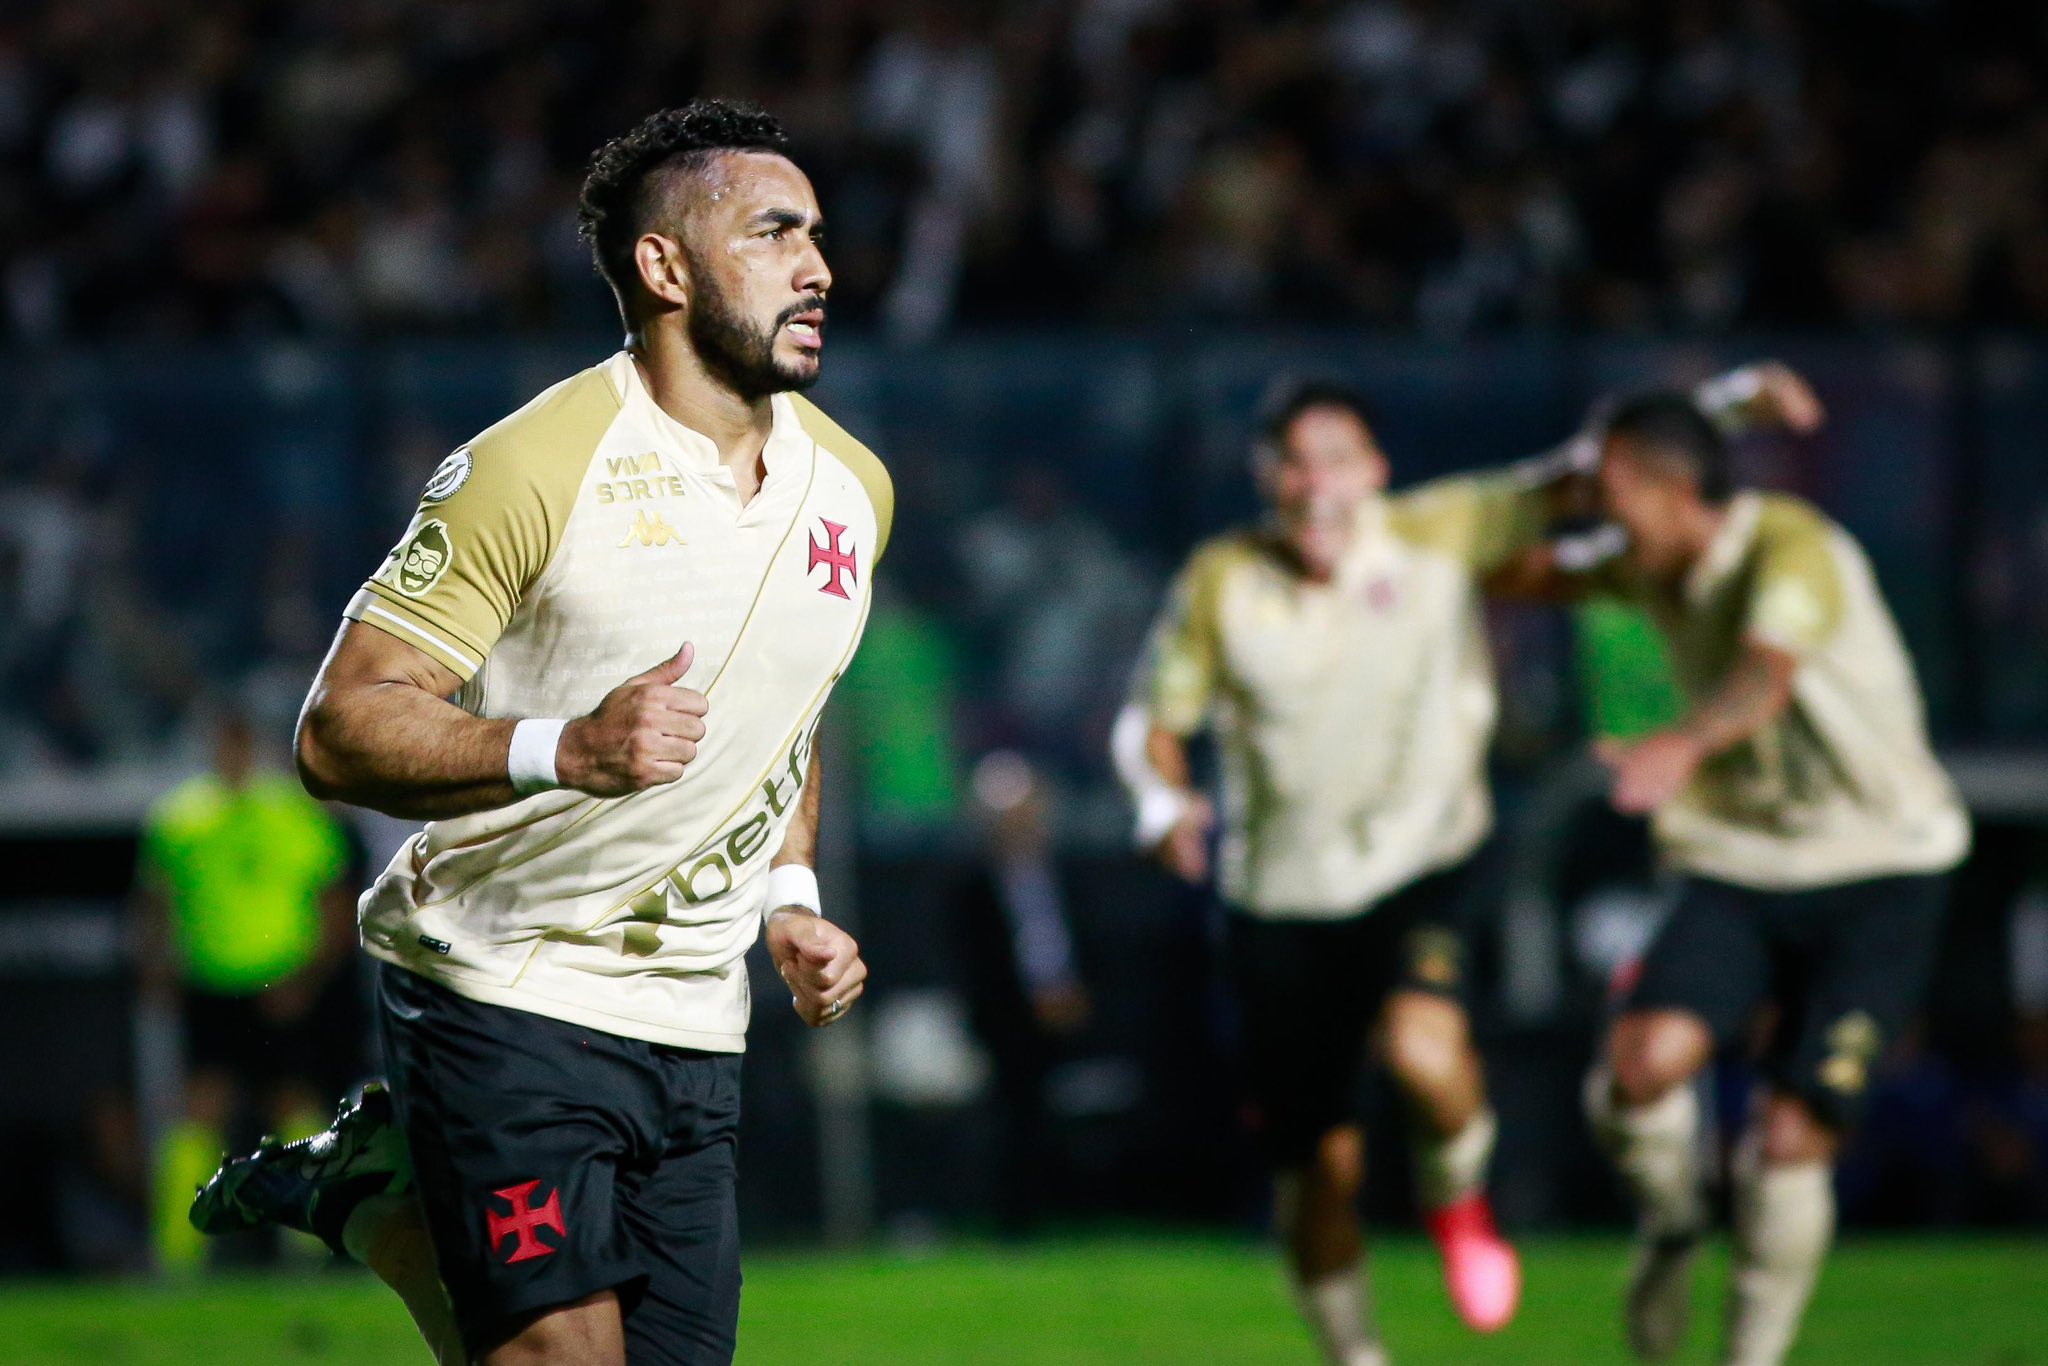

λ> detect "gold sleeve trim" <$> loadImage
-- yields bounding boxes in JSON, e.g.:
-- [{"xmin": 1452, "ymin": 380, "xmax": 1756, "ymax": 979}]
[
  {"xmin": 1388, "ymin": 471, "xmax": 1548, "ymax": 574},
  {"xmin": 1744, "ymin": 495, "xmax": 1848, "ymax": 656},
  {"xmin": 791, "ymin": 395, "xmax": 894, "ymax": 562},
  {"xmin": 355, "ymin": 363, "xmax": 621, "ymax": 671},
  {"xmin": 1136, "ymin": 535, "xmax": 1246, "ymax": 736},
  {"xmin": 344, "ymin": 589, "xmax": 486, "ymax": 679}
]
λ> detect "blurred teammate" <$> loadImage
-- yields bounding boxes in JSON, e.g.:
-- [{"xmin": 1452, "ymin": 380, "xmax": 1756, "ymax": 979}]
[
  {"xmin": 133, "ymin": 704, "xmax": 355, "ymax": 1269},
  {"xmin": 191, "ymin": 99, "xmax": 890, "ymax": 1366},
  {"xmin": 1113, "ymin": 379, "xmax": 1548, "ymax": 1364},
  {"xmin": 1498, "ymin": 379, "xmax": 1969, "ymax": 1365}
]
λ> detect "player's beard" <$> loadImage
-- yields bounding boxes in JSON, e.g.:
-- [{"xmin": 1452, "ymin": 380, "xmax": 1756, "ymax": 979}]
[
  {"xmin": 686, "ymin": 272, "xmax": 824, "ymax": 400},
  {"xmin": 1280, "ymin": 496, "xmax": 1358, "ymax": 579}
]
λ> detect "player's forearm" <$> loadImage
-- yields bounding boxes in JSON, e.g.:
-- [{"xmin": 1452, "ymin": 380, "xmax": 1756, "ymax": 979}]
[
  {"xmin": 772, "ymin": 751, "xmax": 822, "ymax": 870},
  {"xmin": 1675, "ymin": 642, "xmax": 1796, "ymax": 756},
  {"xmin": 298, "ymin": 682, "xmax": 524, "ymax": 819}
]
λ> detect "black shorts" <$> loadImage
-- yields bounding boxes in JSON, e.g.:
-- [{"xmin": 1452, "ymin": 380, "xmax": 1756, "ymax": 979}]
[
  {"xmin": 1626, "ymin": 873, "xmax": 1949, "ymax": 1130},
  {"xmin": 377, "ymin": 964, "xmax": 743, "ymax": 1364},
  {"xmin": 1225, "ymin": 860, "xmax": 1475, "ymax": 1166}
]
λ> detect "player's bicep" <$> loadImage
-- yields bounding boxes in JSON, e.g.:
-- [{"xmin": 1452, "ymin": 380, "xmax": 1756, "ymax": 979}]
[{"xmin": 316, "ymin": 618, "xmax": 467, "ymax": 706}]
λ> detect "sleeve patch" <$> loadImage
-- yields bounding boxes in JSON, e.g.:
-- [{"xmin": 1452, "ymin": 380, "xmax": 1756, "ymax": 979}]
[
  {"xmin": 386, "ymin": 519, "xmax": 455, "ymax": 598},
  {"xmin": 420, "ymin": 447, "xmax": 473, "ymax": 504},
  {"xmin": 1752, "ymin": 575, "xmax": 1827, "ymax": 648}
]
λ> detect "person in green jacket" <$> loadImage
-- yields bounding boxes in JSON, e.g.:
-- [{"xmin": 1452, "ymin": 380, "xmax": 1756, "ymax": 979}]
[{"xmin": 134, "ymin": 704, "xmax": 355, "ymax": 1269}]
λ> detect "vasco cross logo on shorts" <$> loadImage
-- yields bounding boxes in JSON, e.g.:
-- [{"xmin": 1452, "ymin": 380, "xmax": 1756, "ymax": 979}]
[
  {"xmin": 486, "ymin": 1180, "xmax": 566, "ymax": 1264},
  {"xmin": 808, "ymin": 518, "xmax": 858, "ymax": 599}
]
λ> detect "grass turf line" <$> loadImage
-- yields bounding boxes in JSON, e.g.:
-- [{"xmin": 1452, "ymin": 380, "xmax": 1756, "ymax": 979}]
[{"xmin": 0, "ymin": 1235, "xmax": 2037, "ymax": 1364}]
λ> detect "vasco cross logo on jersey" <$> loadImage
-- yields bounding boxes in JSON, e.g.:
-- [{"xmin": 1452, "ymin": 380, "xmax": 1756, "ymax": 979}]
[
  {"xmin": 486, "ymin": 1180, "xmax": 566, "ymax": 1264},
  {"xmin": 808, "ymin": 518, "xmax": 858, "ymax": 599}
]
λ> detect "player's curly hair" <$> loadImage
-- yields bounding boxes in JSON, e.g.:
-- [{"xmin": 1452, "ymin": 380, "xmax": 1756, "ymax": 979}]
[{"xmin": 578, "ymin": 99, "xmax": 792, "ymax": 305}]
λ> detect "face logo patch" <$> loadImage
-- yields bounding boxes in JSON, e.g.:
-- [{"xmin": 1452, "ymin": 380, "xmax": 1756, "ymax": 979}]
[
  {"xmin": 393, "ymin": 519, "xmax": 454, "ymax": 597},
  {"xmin": 421, "ymin": 447, "xmax": 473, "ymax": 504}
]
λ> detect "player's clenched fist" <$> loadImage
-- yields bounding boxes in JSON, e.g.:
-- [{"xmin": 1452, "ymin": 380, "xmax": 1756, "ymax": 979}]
[
  {"xmin": 766, "ymin": 907, "xmax": 866, "ymax": 1027},
  {"xmin": 555, "ymin": 643, "xmax": 710, "ymax": 795}
]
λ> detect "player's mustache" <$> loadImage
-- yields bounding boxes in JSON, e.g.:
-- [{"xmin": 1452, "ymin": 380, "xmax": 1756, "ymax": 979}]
[{"xmin": 776, "ymin": 296, "xmax": 828, "ymax": 329}]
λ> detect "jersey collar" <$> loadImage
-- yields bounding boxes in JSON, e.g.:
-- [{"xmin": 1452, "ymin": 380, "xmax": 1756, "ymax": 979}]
[{"xmin": 611, "ymin": 351, "xmax": 808, "ymax": 480}]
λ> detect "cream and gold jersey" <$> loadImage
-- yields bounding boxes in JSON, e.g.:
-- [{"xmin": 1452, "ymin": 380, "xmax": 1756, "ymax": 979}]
[
  {"xmin": 345, "ymin": 351, "xmax": 892, "ymax": 1051},
  {"xmin": 1588, "ymin": 491, "xmax": 1968, "ymax": 889},
  {"xmin": 1134, "ymin": 470, "xmax": 1547, "ymax": 919}
]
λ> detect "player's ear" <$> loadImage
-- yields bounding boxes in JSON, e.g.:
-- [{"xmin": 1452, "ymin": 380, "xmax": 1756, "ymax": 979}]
[{"xmin": 634, "ymin": 232, "xmax": 691, "ymax": 311}]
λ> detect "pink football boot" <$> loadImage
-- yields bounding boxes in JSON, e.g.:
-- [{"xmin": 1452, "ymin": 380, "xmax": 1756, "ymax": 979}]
[{"xmin": 1425, "ymin": 1190, "xmax": 1522, "ymax": 1333}]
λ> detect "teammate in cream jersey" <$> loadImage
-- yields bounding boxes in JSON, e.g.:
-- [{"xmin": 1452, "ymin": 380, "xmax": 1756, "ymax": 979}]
[
  {"xmin": 190, "ymin": 101, "xmax": 885, "ymax": 1366},
  {"xmin": 1116, "ymin": 377, "xmax": 1555, "ymax": 1365},
  {"xmin": 1495, "ymin": 384, "xmax": 1967, "ymax": 1366},
  {"xmin": 348, "ymin": 351, "xmax": 889, "ymax": 1051},
  {"xmin": 1114, "ymin": 368, "xmax": 1816, "ymax": 1366}
]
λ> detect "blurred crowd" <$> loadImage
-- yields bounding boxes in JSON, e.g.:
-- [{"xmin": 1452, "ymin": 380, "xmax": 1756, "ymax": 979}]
[{"xmin": 6, "ymin": 0, "xmax": 2048, "ymax": 342}]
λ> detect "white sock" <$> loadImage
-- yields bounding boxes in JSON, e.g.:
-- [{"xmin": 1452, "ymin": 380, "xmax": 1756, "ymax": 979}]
[
  {"xmin": 1584, "ymin": 1065, "xmax": 1706, "ymax": 1239},
  {"xmin": 1725, "ymin": 1142, "xmax": 1834, "ymax": 1366},
  {"xmin": 1289, "ymin": 1265, "xmax": 1389, "ymax": 1366},
  {"xmin": 1416, "ymin": 1108, "xmax": 1496, "ymax": 1210},
  {"xmin": 344, "ymin": 1194, "xmax": 469, "ymax": 1366}
]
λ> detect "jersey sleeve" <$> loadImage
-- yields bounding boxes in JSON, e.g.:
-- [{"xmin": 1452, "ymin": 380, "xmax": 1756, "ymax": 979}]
[
  {"xmin": 1131, "ymin": 542, "xmax": 1232, "ymax": 736},
  {"xmin": 345, "ymin": 454, "xmax": 556, "ymax": 679},
  {"xmin": 344, "ymin": 369, "xmax": 615, "ymax": 680},
  {"xmin": 1388, "ymin": 467, "xmax": 1552, "ymax": 575},
  {"xmin": 1742, "ymin": 515, "xmax": 1846, "ymax": 658}
]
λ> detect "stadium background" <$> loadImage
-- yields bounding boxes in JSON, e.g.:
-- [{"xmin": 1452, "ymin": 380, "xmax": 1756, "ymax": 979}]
[{"xmin": 0, "ymin": 0, "xmax": 2044, "ymax": 1361}]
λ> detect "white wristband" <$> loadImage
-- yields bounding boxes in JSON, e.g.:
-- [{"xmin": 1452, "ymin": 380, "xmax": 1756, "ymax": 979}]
[
  {"xmin": 764, "ymin": 863, "xmax": 822, "ymax": 916},
  {"xmin": 1133, "ymin": 785, "xmax": 1194, "ymax": 850},
  {"xmin": 507, "ymin": 718, "xmax": 569, "ymax": 796},
  {"xmin": 1694, "ymin": 366, "xmax": 1763, "ymax": 419}
]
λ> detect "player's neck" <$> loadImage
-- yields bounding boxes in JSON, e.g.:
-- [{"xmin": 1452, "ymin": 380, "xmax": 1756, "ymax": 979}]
[
  {"xmin": 1671, "ymin": 499, "xmax": 1729, "ymax": 578},
  {"xmin": 628, "ymin": 336, "xmax": 773, "ymax": 476}
]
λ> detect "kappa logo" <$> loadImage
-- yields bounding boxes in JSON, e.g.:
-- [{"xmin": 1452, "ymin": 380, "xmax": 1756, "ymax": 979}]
[
  {"xmin": 808, "ymin": 518, "xmax": 858, "ymax": 599},
  {"xmin": 420, "ymin": 447, "xmax": 473, "ymax": 504},
  {"xmin": 485, "ymin": 1180, "xmax": 566, "ymax": 1264},
  {"xmin": 392, "ymin": 520, "xmax": 454, "ymax": 597},
  {"xmin": 618, "ymin": 511, "xmax": 685, "ymax": 548}
]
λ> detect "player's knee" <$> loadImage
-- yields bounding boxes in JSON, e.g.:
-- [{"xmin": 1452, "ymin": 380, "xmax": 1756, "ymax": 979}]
[
  {"xmin": 1608, "ymin": 1013, "xmax": 1708, "ymax": 1108},
  {"xmin": 481, "ymin": 1290, "xmax": 625, "ymax": 1366},
  {"xmin": 1758, "ymin": 1093, "xmax": 1839, "ymax": 1166},
  {"xmin": 1382, "ymin": 993, "xmax": 1469, "ymax": 1093},
  {"xmin": 1307, "ymin": 1125, "xmax": 1365, "ymax": 1199}
]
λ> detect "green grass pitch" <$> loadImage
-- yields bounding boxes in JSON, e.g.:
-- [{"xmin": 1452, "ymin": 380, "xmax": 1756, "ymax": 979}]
[{"xmin": 0, "ymin": 1235, "xmax": 2038, "ymax": 1364}]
